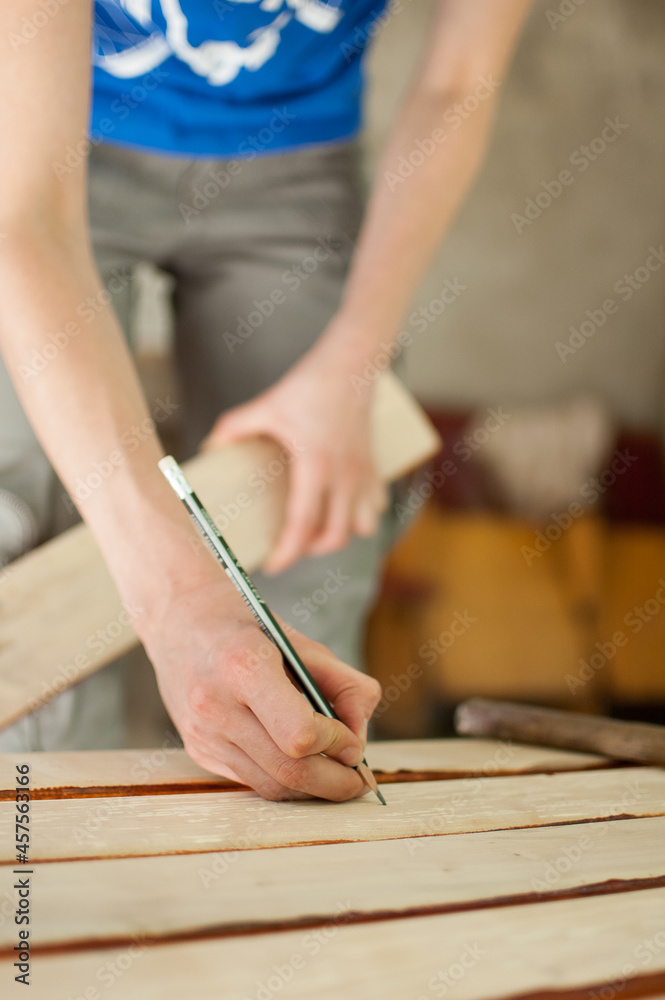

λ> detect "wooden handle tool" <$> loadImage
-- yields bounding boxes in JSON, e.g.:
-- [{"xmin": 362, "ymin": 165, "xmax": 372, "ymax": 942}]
[{"xmin": 455, "ymin": 697, "xmax": 665, "ymax": 766}]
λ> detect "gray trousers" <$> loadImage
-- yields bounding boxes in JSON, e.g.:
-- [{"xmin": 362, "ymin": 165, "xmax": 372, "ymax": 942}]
[{"xmin": 0, "ymin": 141, "xmax": 398, "ymax": 751}]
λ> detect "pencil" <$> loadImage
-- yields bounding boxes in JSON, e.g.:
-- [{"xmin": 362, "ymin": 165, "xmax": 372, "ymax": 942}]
[{"xmin": 158, "ymin": 456, "xmax": 386, "ymax": 805}]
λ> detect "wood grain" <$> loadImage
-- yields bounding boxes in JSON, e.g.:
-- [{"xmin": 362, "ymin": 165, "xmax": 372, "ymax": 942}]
[
  {"xmin": 0, "ymin": 816, "xmax": 660, "ymax": 950},
  {"xmin": 0, "ymin": 739, "xmax": 609, "ymax": 798},
  {"xmin": 0, "ymin": 370, "xmax": 440, "ymax": 732},
  {"xmin": 4, "ymin": 887, "xmax": 664, "ymax": 1000},
  {"xmin": 1, "ymin": 767, "xmax": 661, "ymax": 862}
]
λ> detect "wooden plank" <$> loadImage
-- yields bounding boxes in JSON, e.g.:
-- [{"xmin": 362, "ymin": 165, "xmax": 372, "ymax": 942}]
[
  {"xmin": 1, "ymin": 767, "xmax": 661, "ymax": 862},
  {"xmin": 0, "ymin": 371, "xmax": 440, "ymax": 732},
  {"xmin": 4, "ymin": 887, "xmax": 665, "ymax": 999},
  {"xmin": 0, "ymin": 816, "xmax": 661, "ymax": 949},
  {"xmin": 367, "ymin": 738, "xmax": 608, "ymax": 776},
  {"xmin": 0, "ymin": 739, "xmax": 609, "ymax": 798}
]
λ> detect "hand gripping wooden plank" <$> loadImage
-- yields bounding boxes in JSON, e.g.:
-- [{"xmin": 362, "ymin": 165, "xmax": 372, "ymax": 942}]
[{"xmin": 0, "ymin": 371, "xmax": 440, "ymax": 731}]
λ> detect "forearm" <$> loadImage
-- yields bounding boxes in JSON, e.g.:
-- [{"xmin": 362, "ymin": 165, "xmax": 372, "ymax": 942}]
[
  {"xmin": 0, "ymin": 226, "xmax": 221, "ymax": 620},
  {"xmin": 319, "ymin": 79, "xmax": 497, "ymax": 369},
  {"xmin": 311, "ymin": 0, "xmax": 534, "ymax": 375}
]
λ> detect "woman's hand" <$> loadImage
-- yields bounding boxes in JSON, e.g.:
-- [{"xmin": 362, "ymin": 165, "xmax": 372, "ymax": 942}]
[
  {"xmin": 141, "ymin": 572, "xmax": 382, "ymax": 801},
  {"xmin": 202, "ymin": 345, "xmax": 388, "ymax": 574}
]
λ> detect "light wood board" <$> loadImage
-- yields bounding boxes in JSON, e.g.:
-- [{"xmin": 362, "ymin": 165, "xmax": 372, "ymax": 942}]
[
  {"xmin": 3, "ymin": 887, "xmax": 664, "ymax": 1000},
  {"xmin": 1, "ymin": 767, "xmax": 661, "ymax": 862},
  {"xmin": 0, "ymin": 738, "xmax": 663, "ymax": 999},
  {"xmin": 0, "ymin": 370, "xmax": 440, "ymax": 732},
  {"xmin": 0, "ymin": 816, "xmax": 660, "ymax": 949},
  {"xmin": 0, "ymin": 739, "xmax": 609, "ymax": 797}
]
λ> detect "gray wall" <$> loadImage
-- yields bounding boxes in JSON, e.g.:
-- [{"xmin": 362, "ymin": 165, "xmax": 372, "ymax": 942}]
[{"xmin": 364, "ymin": 0, "xmax": 665, "ymax": 433}]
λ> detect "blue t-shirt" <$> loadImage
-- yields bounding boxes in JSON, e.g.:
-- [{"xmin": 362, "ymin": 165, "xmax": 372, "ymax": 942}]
[{"xmin": 91, "ymin": 0, "xmax": 389, "ymax": 157}]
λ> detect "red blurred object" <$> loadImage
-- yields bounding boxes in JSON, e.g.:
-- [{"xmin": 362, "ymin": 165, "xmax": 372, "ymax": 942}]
[{"xmin": 422, "ymin": 410, "xmax": 665, "ymax": 527}]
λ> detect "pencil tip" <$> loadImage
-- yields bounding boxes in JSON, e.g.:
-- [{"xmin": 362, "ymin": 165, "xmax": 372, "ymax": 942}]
[{"xmin": 356, "ymin": 761, "xmax": 386, "ymax": 806}]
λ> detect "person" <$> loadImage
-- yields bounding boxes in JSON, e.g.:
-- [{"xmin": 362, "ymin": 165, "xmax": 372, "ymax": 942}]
[{"xmin": 0, "ymin": 0, "xmax": 533, "ymax": 799}]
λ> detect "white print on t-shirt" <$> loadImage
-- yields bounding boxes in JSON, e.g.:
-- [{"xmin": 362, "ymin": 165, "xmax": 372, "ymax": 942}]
[{"xmin": 95, "ymin": 0, "xmax": 345, "ymax": 84}]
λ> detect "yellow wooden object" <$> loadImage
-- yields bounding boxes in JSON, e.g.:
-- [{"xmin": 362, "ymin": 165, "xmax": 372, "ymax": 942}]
[
  {"xmin": 602, "ymin": 527, "xmax": 665, "ymax": 699},
  {"xmin": 368, "ymin": 505, "xmax": 664, "ymax": 732}
]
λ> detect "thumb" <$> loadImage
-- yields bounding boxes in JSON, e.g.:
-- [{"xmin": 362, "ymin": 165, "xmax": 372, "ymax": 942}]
[{"xmin": 310, "ymin": 714, "xmax": 366, "ymax": 767}]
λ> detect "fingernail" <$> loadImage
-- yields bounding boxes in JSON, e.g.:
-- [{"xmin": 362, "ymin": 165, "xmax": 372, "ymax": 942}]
[{"xmin": 361, "ymin": 717, "xmax": 369, "ymax": 746}]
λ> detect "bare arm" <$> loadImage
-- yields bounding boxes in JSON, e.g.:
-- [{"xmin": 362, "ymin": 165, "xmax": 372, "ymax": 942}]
[
  {"xmin": 0, "ymin": 1, "xmax": 378, "ymax": 800},
  {"xmin": 207, "ymin": 0, "xmax": 534, "ymax": 571},
  {"xmin": 331, "ymin": 0, "xmax": 535, "ymax": 361}
]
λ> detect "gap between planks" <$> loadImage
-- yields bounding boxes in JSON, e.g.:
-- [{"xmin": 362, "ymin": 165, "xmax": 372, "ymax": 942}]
[
  {"xmin": 2, "ymin": 888, "xmax": 663, "ymax": 1000},
  {"xmin": 0, "ymin": 739, "xmax": 618, "ymax": 801},
  {"xmin": 0, "ymin": 767, "xmax": 662, "ymax": 864},
  {"xmin": 0, "ymin": 766, "xmax": 625, "ymax": 803},
  {"xmin": 1, "ymin": 815, "xmax": 662, "ymax": 953},
  {"xmin": 3, "ymin": 876, "xmax": 664, "ymax": 959}
]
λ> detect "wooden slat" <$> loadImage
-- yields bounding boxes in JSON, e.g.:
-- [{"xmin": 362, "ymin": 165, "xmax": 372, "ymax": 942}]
[
  {"xmin": 0, "ymin": 371, "xmax": 440, "ymax": 732},
  {"xmin": 5, "ymin": 887, "xmax": 665, "ymax": 999},
  {"xmin": 0, "ymin": 739, "xmax": 610, "ymax": 797},
  {"xmin": 0, "ymin": 816, "xmax": 660, "ymax": 950},
  {"xmin": 367, "ymin": 738, "xmax": 608, "ymax": 775},
  {"xmin": 1, "ymin": 767, "xmax": 661, "ymax": 862}
]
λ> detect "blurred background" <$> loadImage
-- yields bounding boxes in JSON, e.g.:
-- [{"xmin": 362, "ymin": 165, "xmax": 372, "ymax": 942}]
[{"xmin": 130, "ymin": 0, "xmax": 665, "ymax": 744}]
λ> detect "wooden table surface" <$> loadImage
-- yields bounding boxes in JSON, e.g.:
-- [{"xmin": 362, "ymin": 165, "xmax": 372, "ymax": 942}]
[{"xmin": 0, "ymin": 738, "xmax": 663, "ymax": 999}]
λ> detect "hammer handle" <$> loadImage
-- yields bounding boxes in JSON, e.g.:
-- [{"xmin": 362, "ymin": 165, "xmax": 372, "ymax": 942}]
[{"xmin": 455, "ymin": 698, "xmax": 665, "ymax": 766}]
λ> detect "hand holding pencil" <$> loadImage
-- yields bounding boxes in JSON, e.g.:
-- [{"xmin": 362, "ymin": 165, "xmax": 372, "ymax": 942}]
[
  {"xmin": 158, "ymin": 457, "xmax": 386, "ymax": 805},
  {"xmin": 132, "ymin": 457, "xmax": 383, "ymax": 803}
]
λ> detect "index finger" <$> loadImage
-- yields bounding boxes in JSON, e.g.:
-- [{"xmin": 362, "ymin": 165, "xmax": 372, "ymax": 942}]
[
  {"xmin": 236, "ymin": 639, "xmax": 365, "ymax": 767},
  {"xmin": 264, "ymin": 455, "xmax": 326, "ymax": 573}
]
